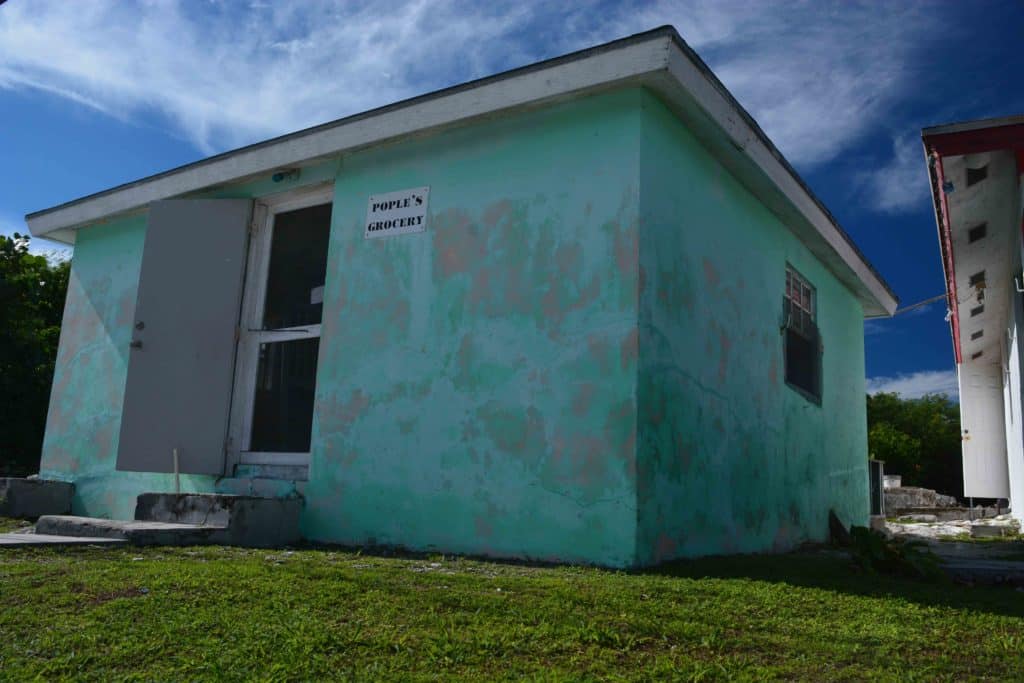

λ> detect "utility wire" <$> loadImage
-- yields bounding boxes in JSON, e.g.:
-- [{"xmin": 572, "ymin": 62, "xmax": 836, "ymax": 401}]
[{"xmin": 865, "ymin": 293, "xmax": 950, "ymax": 319}]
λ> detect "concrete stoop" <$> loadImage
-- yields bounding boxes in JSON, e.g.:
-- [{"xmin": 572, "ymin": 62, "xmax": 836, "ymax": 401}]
[
  {"xmin": 135, "ymin": 492, "xmax": 302, "ymax": 547},
  {"xmin": 35, "ymin": 515, "xmax": 222, "ymax": 546},
  {"xmin": 0, "ymin": 478, "xmax": 73, "ymax": 518},
  {"xmin": 32, "ymin": 493, "xmax": 302, "ymax": 548}
]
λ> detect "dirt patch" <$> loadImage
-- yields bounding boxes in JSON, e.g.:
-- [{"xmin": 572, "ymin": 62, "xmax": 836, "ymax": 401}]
[{"xmin": 87, "ymin": 587, "xmax": 148, "ymax": 605}]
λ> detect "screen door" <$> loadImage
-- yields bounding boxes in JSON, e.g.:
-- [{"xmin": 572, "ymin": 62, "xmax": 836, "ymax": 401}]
[{"xmin": 229, "ymin": 186, "xmax": 333, "ymax": 469}]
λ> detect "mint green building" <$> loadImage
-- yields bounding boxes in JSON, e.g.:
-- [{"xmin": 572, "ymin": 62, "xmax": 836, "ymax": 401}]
[{"xmin": 26, "ymin": 28, "xmax": 896, "ymax": 567}]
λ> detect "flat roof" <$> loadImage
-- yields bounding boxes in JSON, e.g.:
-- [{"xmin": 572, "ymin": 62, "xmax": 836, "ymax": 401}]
[{"xmin": 25, "ymin": 25, "xmax": 897, "ymax": 316}]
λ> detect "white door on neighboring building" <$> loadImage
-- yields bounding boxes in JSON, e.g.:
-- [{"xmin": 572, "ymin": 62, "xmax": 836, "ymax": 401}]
[{"xmin": 960, "ymin": 361, "xmax": 1011, "ymax": 498}]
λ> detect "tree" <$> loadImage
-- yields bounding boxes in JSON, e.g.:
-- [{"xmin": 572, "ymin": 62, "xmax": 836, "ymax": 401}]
[
  {"xmin": 866, "ymin": 392, "xmax": 962, "ymax": 497},
  {"xmin": 0, "ymin": 233, "xmax": 70, "ymax": 475}
]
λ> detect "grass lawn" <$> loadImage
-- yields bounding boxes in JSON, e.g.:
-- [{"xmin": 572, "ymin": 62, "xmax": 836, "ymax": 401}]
[{"xmin": 1, "ymin": 523, "xmax": 1023, "ymax": 681}]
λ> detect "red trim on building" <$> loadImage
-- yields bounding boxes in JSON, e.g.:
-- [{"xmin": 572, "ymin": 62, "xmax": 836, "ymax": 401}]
[
  {"xmin": 925, "ymin": 123, "xmax": 1024, "ymax": 157},
  {"xmin": 934, "ymin": 156, "xmax": 962, "ymax": 364}
]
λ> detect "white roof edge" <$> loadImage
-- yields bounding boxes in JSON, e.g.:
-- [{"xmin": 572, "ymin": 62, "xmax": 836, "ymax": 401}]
[
  {"xmin": 660, "ymin": 46, "xmax": 897, "ymax": 315},
  {"xmin": 25, "ymin": 26, "xmax": 896, "ymax": 316},
  {"xmin": 26, "ymin": 31, "xmax": 672, "ymax": 239},
  {"xmin": 923, "ymin": 114, "xmax": 1024, "ymax": 138}
]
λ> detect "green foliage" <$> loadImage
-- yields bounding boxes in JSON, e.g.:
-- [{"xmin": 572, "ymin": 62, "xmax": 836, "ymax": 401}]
[
  {"xmin": 0, "ymin": 233, "xmax": 69, "ymax": 475},
  {"xmin": 0, "ymin": 539, "xmax": 1022, "ymax": 680},
  {"xmin": 867, "ymin": 392, "xmax": 962, "ymax": 496},
  {"xmin": 849, "ymin": 526, "xmax": 946, "ymax": 582}
]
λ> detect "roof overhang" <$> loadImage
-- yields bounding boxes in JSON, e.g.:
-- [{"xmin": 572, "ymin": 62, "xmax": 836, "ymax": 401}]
[
  {"xmin": 26, "ymin": 26, "xmax": 897, "ymax": 317},
  {"xmin": 924, "ymin": 116, "xmax": 1024, "ymax": 364}
]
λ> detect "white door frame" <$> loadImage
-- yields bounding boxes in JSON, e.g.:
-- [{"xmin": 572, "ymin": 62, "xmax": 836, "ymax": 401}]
[{"xmin": 226, "ymin": 182, "xmax": 334, "ymax": 473}]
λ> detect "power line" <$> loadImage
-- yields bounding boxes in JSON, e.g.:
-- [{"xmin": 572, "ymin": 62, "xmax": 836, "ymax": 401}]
[{"xmin": 865, "ymin": 293, "xmax": 949, "ymax": 319}]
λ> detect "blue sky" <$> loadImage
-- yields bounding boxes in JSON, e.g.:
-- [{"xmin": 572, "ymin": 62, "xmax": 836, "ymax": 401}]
[{"xmin": 2, "ymin": 1, "xmax": 1023, "ymax": 399}]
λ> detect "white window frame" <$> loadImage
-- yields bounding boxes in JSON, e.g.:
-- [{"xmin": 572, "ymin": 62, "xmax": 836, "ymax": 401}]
[
  {"xmin": 783, "ymin": 264, "xmax": 822, "ymax": 403},
  {"xmin": 226, "ymin": 183, "xmax": 334, "ymax": 473},
  {"xmin": 784, "ymin": 266, "xmax": 816, "ymax": 336}
]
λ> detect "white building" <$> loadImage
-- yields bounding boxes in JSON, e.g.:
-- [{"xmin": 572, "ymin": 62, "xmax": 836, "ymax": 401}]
[{"xmin": 924, "ymin": 116, "xmax": 1024, "ymax": 519}]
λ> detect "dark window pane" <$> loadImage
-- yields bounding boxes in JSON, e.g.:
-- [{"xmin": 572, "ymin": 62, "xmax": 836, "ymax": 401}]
[
  {"xmin": 250, "ymin": 338, "xmax": 320, "ymax": 452},
  {"xmin": 785, "ymin": 328, "xmax": 819, "ymax": 399},
  {"xmin": 262, "ymin": 203, "xmax": 332, "ymax": 329},
  {"xmin": 966, "ymin": 165, "xmax": 988, "ymax": 187}
]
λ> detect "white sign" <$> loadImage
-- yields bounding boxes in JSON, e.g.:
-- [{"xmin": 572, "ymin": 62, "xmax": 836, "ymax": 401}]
[{"xmin": 364, "ymin": 186, "xmax": 430, "ymax": 239}]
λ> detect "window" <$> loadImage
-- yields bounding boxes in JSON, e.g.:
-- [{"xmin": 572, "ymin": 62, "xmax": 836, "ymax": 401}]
[
  {"xmin": 783, "ymin": 266, "xmax": 821, "ymax": 402},
  {"xmin": 968, "ymin": 222, "xmax": 987, "ymax": 243},
  {"xmin": 966, "ymin": 165, "xmax": 988, "ymax": 187},
  {"xmin": 970, "ymin": 305, "xmax": 984, "ymax": 317},
  {"xmin": 969, "ymin": 270, "xmax": 986, "ymax": 288},
  {"xmin": 971, "ymin": 330, "xmax": 984, "ymax": 341}
]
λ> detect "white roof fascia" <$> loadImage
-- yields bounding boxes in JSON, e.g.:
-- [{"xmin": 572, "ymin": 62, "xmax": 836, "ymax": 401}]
[
  {"xmin": 25, "ymin": 27, "xmax": 896, "ymax": 316},
  {"xmin": 923, "ymin": 114, "xmax": 1024, "ymax": 138},
  {"xmin": 26, "ymin": 36, "xmax": 670, "ymax": 242},
  {"xmin": 657, "ymin": 46, "xmax": 896, "ymax": 315}
]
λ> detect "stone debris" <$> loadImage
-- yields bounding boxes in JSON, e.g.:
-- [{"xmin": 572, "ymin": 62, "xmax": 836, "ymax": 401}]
[
  {"xmin": 884, "ymin": 485, "xmax": 959, "ymax": 513},
  {"xmin": 886, "ymin": 513, "xmax": 1020, "ymax": 541}
]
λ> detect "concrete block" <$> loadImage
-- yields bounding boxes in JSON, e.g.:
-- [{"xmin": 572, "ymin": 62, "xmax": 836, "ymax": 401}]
[
  {"xmin": 0, "ymin": 478, "xmax": 73, "ymax": 518},
  {"xmin": 970, "ymin": 524, "xmax": 1013, "ymax": 539},
  {"xmin": 135, "ymin": 493, "xmax": 302, "ymax": 547}
]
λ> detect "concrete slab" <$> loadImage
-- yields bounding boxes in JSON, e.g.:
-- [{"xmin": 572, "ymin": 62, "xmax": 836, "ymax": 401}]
[
  {"xmin": 0, "ymin": 532, "xmax": 126, "ymax": 547},
  {"xmin": 35, "ymin": 515, "xmax": 224, "ymax": 546},
  {"xmin": 0, "ymin": 478, "xmax": 73, "ymax": 518}
]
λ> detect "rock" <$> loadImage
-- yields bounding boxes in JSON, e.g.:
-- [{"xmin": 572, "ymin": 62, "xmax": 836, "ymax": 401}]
[
  {"xmin": 970, "ymin": 524, "xmax": 1013, "ymax": 539},
  {"xmin": 884, "ymin": 486, "xmax": 959, "ymax": 512},
  {"xmin": 897, "ymin": 514, "xmax": 938, "ymax": 523}
]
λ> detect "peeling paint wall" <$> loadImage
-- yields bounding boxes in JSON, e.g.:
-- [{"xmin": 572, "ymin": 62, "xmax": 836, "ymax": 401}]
[
  {"xmin": 39, "ymin": 86, "xmax": 871, "ymax": 566},
  {"xmin": 303, "ymin": 90, "xmax": 643, "ymax": 566},
  {"xmin": 634, "ymin": 92, "xmax": 869, "ymax": 564}
]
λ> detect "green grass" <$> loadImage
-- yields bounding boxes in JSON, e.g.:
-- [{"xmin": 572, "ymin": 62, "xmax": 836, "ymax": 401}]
[{"xmin": 0, "ymin": 528, "xmax": 1022, "ymax": 681}]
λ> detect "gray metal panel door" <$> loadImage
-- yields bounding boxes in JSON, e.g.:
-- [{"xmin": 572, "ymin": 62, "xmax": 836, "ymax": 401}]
[{"xmin": 117, "ymin": 199, "xmax": 252, "ymax": 474}]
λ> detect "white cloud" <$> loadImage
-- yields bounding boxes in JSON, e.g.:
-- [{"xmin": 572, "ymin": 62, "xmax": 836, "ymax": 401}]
[
  {"xmin": 619, "ymin": 1, "xmax": 939, "ymax": 167},
  {"xmin": 0, "ymin": 1, "xmax": 941, "ymax": 166},
  {"xmin": 867, "ymin": 370, "xmax": 959, "ymax": 400},
  {"xmin": 858, "ymin": 134, "xmax": 932, "ymax": 214}
]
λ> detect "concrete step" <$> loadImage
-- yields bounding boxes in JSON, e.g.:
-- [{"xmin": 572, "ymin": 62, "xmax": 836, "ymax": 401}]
[
  {"xmin": 0, "ymin": 478, "xmax": 73, "ymax": 518},
  {"xmin": 35, "ymin": 515, "xmax": 223, "ymax": 546},
  {"xmin": 0, "ymin": 530, "xmax": 127, "ymax": 547},
  {"xmin": 134, "ymin": 493, "xmax": 301, "ymax": 547}
]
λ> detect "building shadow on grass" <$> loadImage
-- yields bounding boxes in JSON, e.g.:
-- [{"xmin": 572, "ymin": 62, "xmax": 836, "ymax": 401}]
[{"xmin": 642, "ymin": 547, "xmax": 1024, "ymax": 620}]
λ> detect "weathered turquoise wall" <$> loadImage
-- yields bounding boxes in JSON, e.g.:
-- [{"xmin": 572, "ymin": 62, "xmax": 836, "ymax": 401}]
[
  {"xmin": 39, "ymin": 216, "xmax": 220, "ymax": 519},
  {"xmin": 39, "ymin": 86, "xmax": 871, "ymax": 566},
  {"xmin": 38, "ymin": 156, "xmax": 340, "ymax": 516},
  {"xmin": 634, "ymin": 92, "xmax": 869, "ymax": 564},
  {"xmin": 303, "ymin": 90, "xmax": 643, "ymax": 566}
]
